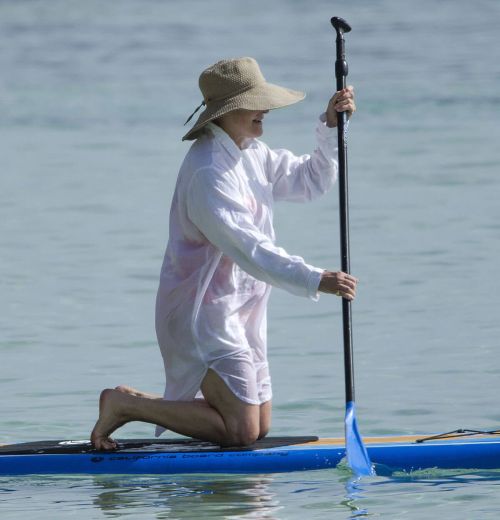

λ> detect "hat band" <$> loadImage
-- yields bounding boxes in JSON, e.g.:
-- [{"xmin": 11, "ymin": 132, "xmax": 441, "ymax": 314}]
[{"xmin": 204, "ymin": 79, "xmax": 265, "ymax": 104}]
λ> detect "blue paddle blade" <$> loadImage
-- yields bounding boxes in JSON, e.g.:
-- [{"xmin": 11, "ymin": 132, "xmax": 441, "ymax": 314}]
[{"xmin": 345, "ymin": 401, "xmax": 375, "ymax": 477}]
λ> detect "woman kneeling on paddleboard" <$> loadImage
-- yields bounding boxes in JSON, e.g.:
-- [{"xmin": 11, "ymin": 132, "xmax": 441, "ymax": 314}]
[{"xmin": 91, "ymin": 57, "xmax": 357, "ymax": 450}]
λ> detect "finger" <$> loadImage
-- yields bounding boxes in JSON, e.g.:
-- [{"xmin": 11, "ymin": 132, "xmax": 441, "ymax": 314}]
[
  {"xmin": 336, "ymin": 91, "xmax": 353, "ymax": 101},
  {"xmin": 337, "ymin": 277, "xmax": 356, "ymax": 290},
  {"xmin": 335, "ymin": 87, "xmax": 354, "ymax": 100},
  {"xmin": 340, "ymin": 289, "xmax": 355, "ymax": 298},
  {"xmin": 338, "ymin": 280, "xmax": 357, "ymax": 293},
  {"xmin": 329, "ymin": 95, "xmax": 340, "ymax": 107},
  {"xmin": 335, "ymin": 100, "xmax": 356, "ymax": 112},
  {"xmin": 334, "ymin": 98, "xmax": 348, "ymax": 107},
  {"xmin": 330, "ymin": 87, "xmax": 350, "ymax": 103},
  {"xmin": 340, "ymin": 286, "xmax": 357, "ymax": 297},
  {"xmin": 331, "ymin": 94, "xmax": 347, "ymax": 106},
  {"xmin": 339, "ymin": 272, "xmax": 358, "ymax": 283},
  {"xmin": 338, "ymin": 281, "xmax": 356, "ymax": 298}
]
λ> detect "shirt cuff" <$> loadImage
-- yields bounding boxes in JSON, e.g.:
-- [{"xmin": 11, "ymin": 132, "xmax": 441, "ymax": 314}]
[
  {"xmin": 307, "ymin": 268, "xmax": 324, "ymax": 301},
  {"xmin": 318, "ymin": 113, "xmax": 339, "ymax": 142},
  {"xmin": 319, "ymin": 112, "xmax": 349, "ymax": 131}
]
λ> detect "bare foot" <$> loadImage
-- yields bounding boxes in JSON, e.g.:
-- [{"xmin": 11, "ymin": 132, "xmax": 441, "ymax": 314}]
[
  {"xmin": 90, "ymin": 389, "xmax": 128, "ymax": 450},
  {"xmin": 115, "ymin": 385, "xmax": 161, "ymax": 400}
]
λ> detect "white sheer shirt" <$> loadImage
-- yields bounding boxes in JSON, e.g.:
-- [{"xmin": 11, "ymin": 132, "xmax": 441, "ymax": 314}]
[{"xmin": 155, "ymin": 116, "xmax": 339, "ymax": 411}]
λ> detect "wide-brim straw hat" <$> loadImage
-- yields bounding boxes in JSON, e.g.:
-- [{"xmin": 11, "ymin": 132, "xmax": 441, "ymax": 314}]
[{"xmin": 182, "ymin": 57, "xmax": 305, "ymax": 141}]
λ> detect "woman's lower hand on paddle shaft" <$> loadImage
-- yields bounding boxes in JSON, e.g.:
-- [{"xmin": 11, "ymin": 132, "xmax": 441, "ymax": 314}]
[
  {"xmin": 318, "ymin": 271, "xmax": 358, "ymax": 300},
  {"xmin": 325, "ymin": 86, "xmax": 356, "ymax": 128}
]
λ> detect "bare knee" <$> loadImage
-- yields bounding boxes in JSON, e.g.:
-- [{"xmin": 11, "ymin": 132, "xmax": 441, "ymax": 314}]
[
  {"xmin": 230, "ymin": 415, "xmax": 270, "ymax": 445},
  {"xmin": 200, "ymin": 369, "xmax": 261, "ymax": 446},
  {"xmin": 223, "ymin": 421, "xmax": 260, "ymax": 447},
  {"xmin": 228, "ymin": 431, "xmax": 259, "ymax": 447}
]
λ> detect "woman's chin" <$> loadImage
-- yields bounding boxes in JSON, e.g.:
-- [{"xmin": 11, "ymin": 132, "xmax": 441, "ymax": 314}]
[{"xmin": 252, "ymin": 123, "xmax": 263, "ymax": 137}]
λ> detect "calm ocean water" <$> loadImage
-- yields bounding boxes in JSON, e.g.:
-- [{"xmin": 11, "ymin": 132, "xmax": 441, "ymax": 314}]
[{"xmin": 1, "ymin": 0, "xmax": 500, "ymax": 518}]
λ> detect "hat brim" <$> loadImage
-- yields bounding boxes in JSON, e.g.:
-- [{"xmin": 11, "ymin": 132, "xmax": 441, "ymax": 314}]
[{"xmin": 182, "ymin": 82, "xmax": 305, "ymax": 141}]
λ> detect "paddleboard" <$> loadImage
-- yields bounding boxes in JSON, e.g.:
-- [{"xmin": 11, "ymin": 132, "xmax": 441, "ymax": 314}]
[{"xmin": 2, "ymin": 431, "xmax": 500, "ymax": 475}]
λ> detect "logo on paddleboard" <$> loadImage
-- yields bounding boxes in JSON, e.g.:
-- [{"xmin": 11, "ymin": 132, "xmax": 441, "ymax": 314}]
[{"xmin": 58, "ymin": 440, "xmax": 90, "ymax": 446}]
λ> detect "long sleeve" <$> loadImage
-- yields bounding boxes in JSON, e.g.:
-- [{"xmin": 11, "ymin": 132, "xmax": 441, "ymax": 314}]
[
  {"xmin": 186, "ymin": 166, "xmax": 323, "ymax": 300},
  {"xmin": 265, "ymin": 115, "xmax": 339, "ymax": 202}
]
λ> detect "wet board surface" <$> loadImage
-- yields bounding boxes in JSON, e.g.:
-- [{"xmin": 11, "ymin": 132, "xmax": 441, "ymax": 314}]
[{"xmin": 2, "ymin": 434, "xmax": 500, "ymax": 475}]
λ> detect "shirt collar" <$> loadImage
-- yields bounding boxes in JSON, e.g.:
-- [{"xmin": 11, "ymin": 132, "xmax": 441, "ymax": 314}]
[{"xmin": 205, "ymin": 122, "xmax": 258, "ymax": 160}]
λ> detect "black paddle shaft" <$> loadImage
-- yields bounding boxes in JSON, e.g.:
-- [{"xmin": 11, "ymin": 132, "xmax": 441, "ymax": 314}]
[{"xmin": 331, "ymin": 17, "xmax": 355, "ymax": 404}]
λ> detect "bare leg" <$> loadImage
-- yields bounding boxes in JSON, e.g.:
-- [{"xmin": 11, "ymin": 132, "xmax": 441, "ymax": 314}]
[
  {"xmin": 90, "ymin": 369, "xmax": 263, "ymax": 450},
  {"xmin": 115, "ymin": 385, "xmax": 162, "ymax": 399},
  {"xmin": 116, "ymin": 386, "xmax": 270, "ymax": 437}
]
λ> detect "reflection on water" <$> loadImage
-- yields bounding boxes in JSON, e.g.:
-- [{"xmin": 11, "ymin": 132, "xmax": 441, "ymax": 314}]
[
  {"xmin": 342, "ymin": 476, "xmax": 371, "ymax": 519},
  {"xmin": 90, "ymin": 471, "xmax": 381, "ymax": 519},
  {"xmin": 3, "ymin": 469, "xmax": 500, "ymax": 519},
  {"xmin": 92, "ymin": 475, "xmax": 281, "ymax": 519},
  {"xmin": 0, "ymin": 471, "xmax": 378, "ymax": 519}
]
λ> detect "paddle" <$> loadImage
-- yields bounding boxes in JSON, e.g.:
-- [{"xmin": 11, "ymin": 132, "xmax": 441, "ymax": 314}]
[{"xmin": 330, "ymin": 16, "xmax": 374, "ymax": 477}]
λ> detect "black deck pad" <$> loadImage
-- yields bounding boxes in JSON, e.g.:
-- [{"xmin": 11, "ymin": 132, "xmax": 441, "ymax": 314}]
[{"xmin": 0, "ymin": 436, "xmax": 319, "ymax": 456}]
